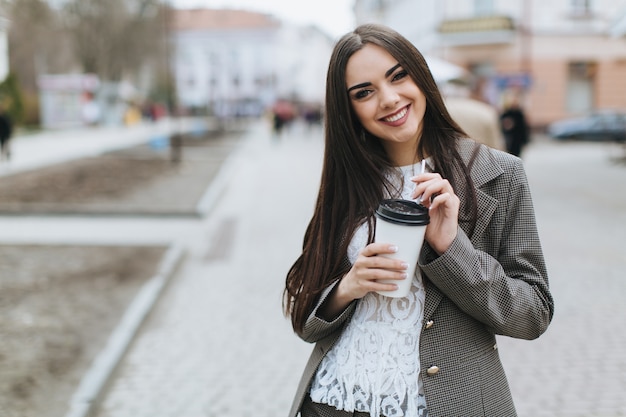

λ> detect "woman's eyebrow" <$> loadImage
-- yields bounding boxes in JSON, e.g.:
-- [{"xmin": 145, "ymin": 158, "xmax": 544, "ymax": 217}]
[
  {"xmin": 346, "ymin": 63, "xmax": 402, "ymax": 93},
  {"xmin": 347, "ymin": 82, "xmax": 371, "ymax": 92},
  {"xmin": 385, "ymin": 63, "xmax": 401, "ymax": 78}
]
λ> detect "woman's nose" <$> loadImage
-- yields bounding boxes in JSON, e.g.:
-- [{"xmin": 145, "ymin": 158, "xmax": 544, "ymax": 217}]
[{"xmin": 379, "ymin": 86, "xmax": 400, "ymax": 109}]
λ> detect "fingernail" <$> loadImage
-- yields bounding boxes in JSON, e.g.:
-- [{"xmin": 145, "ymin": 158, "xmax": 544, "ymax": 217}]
[
  {"xmin": 400, "ymin": 262, "xmax": 409, "ymax": 269},
  {"xmin": 389, "ymin": 245, "xmax": 398, "ymax": 252},
  {"xmin": 400, "ymin": 272, "xmax": 408, "ymax": 278}
]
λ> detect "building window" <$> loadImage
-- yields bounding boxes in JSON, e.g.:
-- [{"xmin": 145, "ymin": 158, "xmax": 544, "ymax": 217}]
[
  {"xmin": 566, "ymin": 62, "xmax": 596, "ymax": 114},
  {"xmin": 571, "ymin": 0, "xmax": 591, "ymax": 17},
  {"xmin": 474, "ymin": 0, "xmax": 494, "ymax": 16}
]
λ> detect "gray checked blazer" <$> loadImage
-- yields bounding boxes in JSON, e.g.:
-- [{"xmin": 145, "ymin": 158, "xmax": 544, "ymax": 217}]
[{"xmin": 288, "ymin": 139, "xmax": 554, "ymax": 417}]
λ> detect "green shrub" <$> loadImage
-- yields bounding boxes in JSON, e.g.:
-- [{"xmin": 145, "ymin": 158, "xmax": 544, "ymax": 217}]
[{"xmin": 0, "ymin": 73, "xmax": 25, "ymax": 125}]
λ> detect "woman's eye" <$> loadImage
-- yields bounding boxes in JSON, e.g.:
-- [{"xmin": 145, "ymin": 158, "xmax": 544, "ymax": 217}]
[
  {"xmin": 392, "ymin": 70, "xmax": 408, "ymax": 82},
  {"xmin": 354, "ymin": 89, "xmax": 372, "ymax": 100}
]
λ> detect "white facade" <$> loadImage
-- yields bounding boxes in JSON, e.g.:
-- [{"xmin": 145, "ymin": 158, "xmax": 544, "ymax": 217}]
[
  {"xmin": 171, "ymin": 14, "xmax": 334, "ymax": 117},
  {"xmin": 173, "ymin": 26, "xmax": 279, "ymax": 116},
  {"xmin": 274, "ymin": 24, "xmax": 333, "ymax": 104},
  {"xmin": 355, "ymin": 0, "xmax": 626, "ymax": 49},
  {"xmin": 355, "ymin": 0, "xmax": 442, "ymax": 52}
]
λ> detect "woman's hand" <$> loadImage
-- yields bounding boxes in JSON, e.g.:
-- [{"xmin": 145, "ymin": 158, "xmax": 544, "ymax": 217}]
[
  {"xmin": 411, "ymin": 172, "xmax": 460, "ymax": 255},
  {"xmin": 320, "ymin": 243, "xmax": 408, "ymax": 320},
  {"xmin": 339, "ymin": 242, "xmax": 409, "ymax": 299}
]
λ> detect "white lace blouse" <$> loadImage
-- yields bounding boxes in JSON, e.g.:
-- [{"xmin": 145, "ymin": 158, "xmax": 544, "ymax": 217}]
[{"xmin": 309, "ymin": 161, "xmax": 430, "ymax": 417}]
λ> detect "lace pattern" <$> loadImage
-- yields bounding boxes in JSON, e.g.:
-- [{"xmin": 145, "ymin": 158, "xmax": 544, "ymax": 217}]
[{"xmin": 310, "ymin": 161, "xmax": 430, "ymax": 417}]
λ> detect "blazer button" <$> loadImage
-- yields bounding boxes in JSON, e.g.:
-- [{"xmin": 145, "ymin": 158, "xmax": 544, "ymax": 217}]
[
  {"xmin": 425, "ymin": 320, "xmax": 434, "ymax": 329},
  {"xmin": 427, "ymin": 366, "xmax": 440, "ymax": 375}
]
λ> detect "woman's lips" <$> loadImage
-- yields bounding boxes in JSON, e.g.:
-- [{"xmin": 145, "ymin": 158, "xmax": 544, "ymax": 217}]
[{"xmin": 381, "ymin": 105, "xmax": 409, "ymax": 125}]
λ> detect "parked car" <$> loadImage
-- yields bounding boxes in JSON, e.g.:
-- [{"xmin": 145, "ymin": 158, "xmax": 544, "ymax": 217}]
[{"xmin": 547, "ymin": 110, "xmax": 626, "ymax": 142}]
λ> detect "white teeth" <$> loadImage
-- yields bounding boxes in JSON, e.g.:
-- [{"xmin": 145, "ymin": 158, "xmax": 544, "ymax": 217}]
[{"xmin": 384, "ymin": 107, "xmax": 407, "ymax": 122}]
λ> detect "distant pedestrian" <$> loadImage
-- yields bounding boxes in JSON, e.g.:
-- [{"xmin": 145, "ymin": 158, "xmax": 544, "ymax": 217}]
[
  {"xmin": 443, "ymin": 80, "xmax": 505, "ymax": 151},
  {"xmin": 271, "ymin": 99, "xmax": 295, "ymax": 138},
  {"xmin": 500, "ymin": 92, "xmax": 530, "ymax": 157},
  {"xmin": 0, "ymin": 110, "xmax": 13, "ymax": 161},
  {"xmin": 446, "ymin": 96, "xmax": 505, "ymax": 150},
  {"xmin": 302, "ymin": 103, "xmax": 323, "ymax": 130},
  {"xmin": 81, "ymin": 91, "xmax": 101, "ymax": 127}
]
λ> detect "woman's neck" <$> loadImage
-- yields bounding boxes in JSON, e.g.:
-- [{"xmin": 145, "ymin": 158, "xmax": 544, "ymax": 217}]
[
  {"xmin": 386, "ymin": 144, "xmax": 425, "ymax": 167},
  {"xmin": 382, "ymin": 133, "xmax": 424, "ymax": 167}
]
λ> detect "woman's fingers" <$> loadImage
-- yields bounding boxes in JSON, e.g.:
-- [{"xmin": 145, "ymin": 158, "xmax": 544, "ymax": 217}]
[
  {"xmin": 410, "ymin": 173, "xmax": 460, "ymax": 255},
  {"xmin": 410, "ymin": 173, "xmax": 453, "ymax": 205},
  {"xmin": 360, "ymin": 242, "xmax": 396, "ymax": 256},
  {"xmin": 428, "ymin": 191, "xmax": 459, "ymax": 212},
  {"xmin": 358, "ymin": 243, "xmax": 407, "ymax": 273},
  {"xmin": 342, "ymin": 243, "xmax": 409, "ymax": 299}
]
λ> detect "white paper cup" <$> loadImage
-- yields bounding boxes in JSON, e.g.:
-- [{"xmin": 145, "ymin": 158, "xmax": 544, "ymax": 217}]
[{"xmin": 374, "ymin": 199, "xmax": 429, "ymax": 298}]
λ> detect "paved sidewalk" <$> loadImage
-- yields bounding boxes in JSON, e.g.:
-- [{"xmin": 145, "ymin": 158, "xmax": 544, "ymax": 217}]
[
  {"xmin": 89, "ymin": 123, "xmax": 321, "ymax": 417},
  {"xmin": 88, "ymin": 127, "xmax": 626, "ymax": 417},
  {"xmin": 494, "ymin": 140, "xmax": 626, "ymax": 417},
  {"xmin": 0, "ymin": 216, "xmax": 199, "ymax": 246},
  {"xmin": 11, "ymin": 119, "xmax": 621, "ymax": 417},
  {"xmin": 0, "ymin": 117, "xmax": 211, "ymax": 177}
]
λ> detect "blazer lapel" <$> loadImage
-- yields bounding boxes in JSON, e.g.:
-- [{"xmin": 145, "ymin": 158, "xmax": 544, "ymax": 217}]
[
  {"xmin": 471, "ymin": 189, "xmax": 498, "ymax": 242},
  {"xmin": 457, "ymin": 139, "xmax": 503, "ymax": 240},
  {"xmin": 423, "ymin": 140, "xmax": 503, "ymax": 319}
]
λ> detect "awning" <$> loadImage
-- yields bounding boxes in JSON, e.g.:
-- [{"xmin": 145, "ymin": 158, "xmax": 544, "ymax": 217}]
[
  {"xmin": 424, "ymin": 55, "xmax": 468, "ymax": 84},
  {"xmin": 438, "ymin": 16, "xmax": 515, "ymax": 33}
]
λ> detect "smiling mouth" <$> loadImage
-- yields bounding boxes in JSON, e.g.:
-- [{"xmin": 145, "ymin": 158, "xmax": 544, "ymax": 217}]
[{"xmin": 382, "ymin": 106, "xmax": 408, "ymax": 123}]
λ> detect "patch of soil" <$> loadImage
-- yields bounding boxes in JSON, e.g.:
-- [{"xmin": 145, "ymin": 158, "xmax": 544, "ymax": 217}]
[
  {"xmin": 0, "ymin": 130, "xmax": 245, "ymax": 215},
  {"xmin": 0, "ymin": 126, "xmax": 248, "ymax": 416},
  {"xmin": 0, "ymin": 245, "xmax": 166, "ymax": 417}
]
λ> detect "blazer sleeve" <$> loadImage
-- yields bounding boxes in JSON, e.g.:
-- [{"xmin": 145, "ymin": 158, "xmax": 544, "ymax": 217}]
[
  {"xmin": 296, "ymin": 279, "xmax": 358, "ymax": 343},
  {"xmin": 420, "ymin": 157, "xmax": 554, "ymax": 340}
]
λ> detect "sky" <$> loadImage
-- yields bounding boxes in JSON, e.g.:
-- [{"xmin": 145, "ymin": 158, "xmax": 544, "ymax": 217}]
[{"xmin": 170, "ymin": 0, "xmax": 356, "ymax": 39}]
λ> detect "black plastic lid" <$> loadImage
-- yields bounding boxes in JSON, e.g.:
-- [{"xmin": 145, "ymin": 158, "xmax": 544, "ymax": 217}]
[{"xmin": 375, "ymin": 199, "xmax": 430, "ymax": 226}]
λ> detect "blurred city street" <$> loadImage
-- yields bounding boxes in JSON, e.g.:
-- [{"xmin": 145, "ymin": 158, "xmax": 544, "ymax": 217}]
[
  {"xmin": 2, "ymin": 2, "xmax": 626, "ymax": 417},
  {"xmin": 3, "ymin": 121, "xmax": 626, "ymax": 417}
]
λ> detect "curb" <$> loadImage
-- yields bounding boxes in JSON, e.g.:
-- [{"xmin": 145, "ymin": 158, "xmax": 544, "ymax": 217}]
[
  {"xmin": 195, "ymin": 145, "xmax": 243, "ymax": 216},
  {"xmin": 195, "ymin": 120, "xmax": 263, "ymax": 216},
  {"xmin": 64, "ymin": 243, "xmax": 186, "ymax": 417}
]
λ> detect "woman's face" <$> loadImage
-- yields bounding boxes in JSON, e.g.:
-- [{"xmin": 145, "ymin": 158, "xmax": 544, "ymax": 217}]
[{"xmin": 345, "ymin": 43, "xmax": 427, "ymax": 165}]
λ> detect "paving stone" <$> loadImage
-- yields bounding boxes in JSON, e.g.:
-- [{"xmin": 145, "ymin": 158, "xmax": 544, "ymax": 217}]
[{"xmin": 92, "ymin": 130, "xmax": 626, "ymax": 417}]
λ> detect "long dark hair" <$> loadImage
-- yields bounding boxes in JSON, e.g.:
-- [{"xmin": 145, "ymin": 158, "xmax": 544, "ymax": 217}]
[{"xmin": 284, "ymin": 23, "xmax": 478, "ymax": 332}]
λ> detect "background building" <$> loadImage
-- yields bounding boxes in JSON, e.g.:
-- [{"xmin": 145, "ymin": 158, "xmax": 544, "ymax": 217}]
[
  {"xmin": 170, "ymin": 8, "xmax": 333, "ymax": 119},
  {"xmin": 355, "ymin": 0, "xmax": 626, "ymax": 128}
]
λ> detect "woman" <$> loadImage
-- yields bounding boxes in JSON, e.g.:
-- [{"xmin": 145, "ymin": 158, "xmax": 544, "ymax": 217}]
[{"xmin": 284, "ymin": 24, "xmax": 553, "ymax": 417}]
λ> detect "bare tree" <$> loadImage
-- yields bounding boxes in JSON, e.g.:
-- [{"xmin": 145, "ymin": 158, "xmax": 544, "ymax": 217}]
[
  {"xmin": 4, "ymin": 0, "xmax": 72, "ymax": 93},
  {"xmin": 2, "ymin": 0, "xmax": 170, "ymax": 125},
  {"xmin": 60, "ymin": 0, "xmax": 165, "ymax": 83}
]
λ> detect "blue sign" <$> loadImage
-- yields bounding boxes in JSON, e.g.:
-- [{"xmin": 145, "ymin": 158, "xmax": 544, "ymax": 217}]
[{"xmin": 494, "ymin": 73, "xmax": 532, "ymax": 89}]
